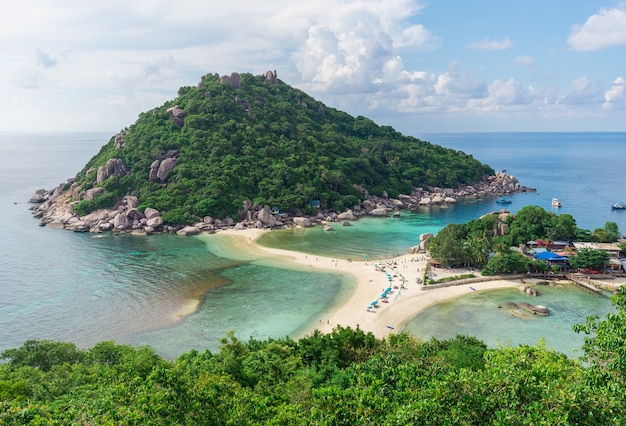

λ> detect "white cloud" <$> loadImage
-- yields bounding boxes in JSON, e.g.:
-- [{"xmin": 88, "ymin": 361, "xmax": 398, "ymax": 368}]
[
  {"xmin": 603, "ymin": 77, "xmax": 626, "ymax": 110},
  {"xmin": 568, "ymin": 7, "xmax": 626, "ymax": 50},
  {"xmin": 557, "ymin": 76, "xmax": 604, "ymax": 105},
  {"xmin": 0, "ymin": 0, "xmax": 623, "ymax": 132},
  {"xmin": 468, "ymin": 37, "xmax": 512, "ymax": 51}
]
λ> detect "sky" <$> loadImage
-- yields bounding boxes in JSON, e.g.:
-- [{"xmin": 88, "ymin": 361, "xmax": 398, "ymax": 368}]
[{"xmin": 1, "ymin": 0, "xmax": 626, "ymax": 136}]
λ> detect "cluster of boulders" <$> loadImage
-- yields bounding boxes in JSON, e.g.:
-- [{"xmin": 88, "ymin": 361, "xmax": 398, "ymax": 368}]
[
  {"xmin": 520, "ymin": 285, "xmax": 540, "ymax": 296},
  {"xmin": 31, "ymin": 193, "xmax": 167, "ymax": 234},
  {"xmin": 479, "ymin": 209, "xmax": 516, "ymax": 237},
  {"xmin": 28, "ymin": 169, "xmax": 530, "ymax": 236},
  {"xmin": 503, "ymin": 285, "xmax": 550, "ymax": 315},
  {"xmin": 407, "ymin": 233, "xmax": 433, "ymax": 254},
  {"xmin": 505, "ymin": 301, "xmax": 551, "ymax": 316}
]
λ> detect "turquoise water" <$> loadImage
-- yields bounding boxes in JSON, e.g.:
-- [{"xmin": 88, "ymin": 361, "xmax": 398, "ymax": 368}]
[
  {"xmin": 400, "ymin": 285, "xmax": 616, "ymax": 358},
  {"xmin": 0, "ymin": 132, "xmax": 623, "ymax": 359}
]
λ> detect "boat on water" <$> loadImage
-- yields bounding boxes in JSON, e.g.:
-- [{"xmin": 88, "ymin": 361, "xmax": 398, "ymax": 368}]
[
  {"xmin": 552, "ymin": 198, "xmax": 562, "ymax": 208},
  {"xmin": 612, "ymin": 202, "xmax": 626, "ymax": 210},
  {"xmin": 496, "ymin": 196, "xmax": 512, "ymax": 204}
]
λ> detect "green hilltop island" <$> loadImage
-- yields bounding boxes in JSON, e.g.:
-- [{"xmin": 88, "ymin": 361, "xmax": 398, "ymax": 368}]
[{"xmin": 30, "ymin": 71, "xmax": 530, "ymax": 235}]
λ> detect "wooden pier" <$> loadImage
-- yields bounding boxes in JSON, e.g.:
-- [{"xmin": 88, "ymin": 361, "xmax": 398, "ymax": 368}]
[{"xmin": 566, "ymin": 273, "xmax": 603, "ymax": 294}]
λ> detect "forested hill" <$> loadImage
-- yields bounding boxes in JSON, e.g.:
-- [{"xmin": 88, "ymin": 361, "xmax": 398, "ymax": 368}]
[{"xmin": 69, "ymin": 71, "xmax": 494, "ymax": 224}]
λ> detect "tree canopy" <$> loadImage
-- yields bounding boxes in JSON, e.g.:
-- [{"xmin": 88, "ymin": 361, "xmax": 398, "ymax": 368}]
[
  {"xmin": 2, "ymin": 310, "xmax": 625, "ymax": 424},
  {"xmin": 427, "ymin": 205, "xmax": 621, "ymax": 274},
  {"xmin": 69, "ymin": 72, "xmax": 494, "ymax": 224}
]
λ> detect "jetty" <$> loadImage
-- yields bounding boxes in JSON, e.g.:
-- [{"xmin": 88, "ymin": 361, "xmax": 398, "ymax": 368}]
[{"xmin": 567, "ymin": 273, "xmax": 602, "ymax": 294}]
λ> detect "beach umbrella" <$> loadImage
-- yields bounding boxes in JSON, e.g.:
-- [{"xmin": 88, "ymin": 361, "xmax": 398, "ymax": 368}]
[
  {"xmin": 381, "ymin": 293, "xmax": 387, "ymax": 298},
  {"xmin": 386, "ymin": 287, "xmax": 392, "ymax": 292}
]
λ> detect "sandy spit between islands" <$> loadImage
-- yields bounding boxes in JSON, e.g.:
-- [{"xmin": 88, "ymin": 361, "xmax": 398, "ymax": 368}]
[{"xmin": 205, "ymin": 228, "xmax": 530, "ymax": 339}]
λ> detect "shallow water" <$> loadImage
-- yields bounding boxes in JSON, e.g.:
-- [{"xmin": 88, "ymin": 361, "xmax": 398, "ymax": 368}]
[{"xmin": 400, "ymin": 284, "xmax": 616, "ymax": 358}]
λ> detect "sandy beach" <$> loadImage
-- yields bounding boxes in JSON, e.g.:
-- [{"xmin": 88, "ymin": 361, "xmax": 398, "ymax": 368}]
[{"xmin": 212, "ymin": 228, "xmax": 525, "ymax": 339}]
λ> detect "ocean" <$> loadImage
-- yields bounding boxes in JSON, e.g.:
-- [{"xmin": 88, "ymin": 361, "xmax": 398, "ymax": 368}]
[{"xmin": 1, "ymin": 132, "xmax": 624, "ymax": 359}]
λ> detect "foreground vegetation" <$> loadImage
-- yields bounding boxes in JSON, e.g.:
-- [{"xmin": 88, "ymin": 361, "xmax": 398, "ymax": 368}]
[
  {"xmin": 2, "ymin": 287, "xmax": 626, "ymax": 424},
  {"xmin": 71, "ymin": 72, "xmax": 493, "ymax": 224}
]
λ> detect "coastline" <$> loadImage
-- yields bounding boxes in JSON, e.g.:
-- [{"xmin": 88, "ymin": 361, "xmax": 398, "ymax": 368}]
[{"xmin": 204, "ymin": 228, "xmax": 525, "ymax": 340}]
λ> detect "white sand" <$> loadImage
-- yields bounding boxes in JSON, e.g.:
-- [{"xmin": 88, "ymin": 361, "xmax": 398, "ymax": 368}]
[{"xmin": 213, "ymin": 228, "xmax": 525, "ymax": 339}]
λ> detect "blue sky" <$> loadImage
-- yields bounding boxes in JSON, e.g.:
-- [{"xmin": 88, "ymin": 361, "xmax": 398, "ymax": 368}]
[{"xmin": 1, "ymin": 1, "xmax": 625, "ymax": 135}]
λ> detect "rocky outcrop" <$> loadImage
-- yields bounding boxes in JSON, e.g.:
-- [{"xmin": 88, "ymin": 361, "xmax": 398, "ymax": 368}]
[
  {"xmin": 368, "ymin": 208, "xmax": 388, "ymax": 217},
  {"xmin": 408, "ymin": 233, "xmax": 433, "ymax": 254},
  {"xmin": 293, "ymin": 217, "xmax": 313, "ymax": 227},
  {"xmin": 337, "ymin": 210, "xmax": 356, "ymax": 221},
  {"xmin": 220, "ymin": 72, "xmax": 241, "ymax": 89},
  {"xmin": 517, "ymin": 302, "xmax": 550, "ymax": 316},
  {"xmin": 520, "ymin": 285, "xmax": 540, "ymax": 296},
  {"xmin": 166, "ymin": 105, "xmax": 186, "ymax": 126},
  {"xmin": 114, "ymin": 131, "xmax": 127, "ymax": 149},
  {"xmin": 96, "ymin": 159, "xmax": 129, "ymax": 184},
  {"xmin": 265, "ymin": 70, "xmax": 278, "ymax": 84},
  {"xmin": 149, "ymin": 151, "xmax": 179, "ymax": 182},
  {"xmin": 177, "ymin": 226, "xmax": 200, "ymax": 236}
]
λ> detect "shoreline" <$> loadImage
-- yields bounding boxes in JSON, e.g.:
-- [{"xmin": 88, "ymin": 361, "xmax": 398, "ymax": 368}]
[{"xmin": 202, "ymin": 228, "xmax": 525, "ymax": 340}]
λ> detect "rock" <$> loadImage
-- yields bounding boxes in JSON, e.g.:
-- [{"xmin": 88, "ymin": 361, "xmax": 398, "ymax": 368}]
[
  {"xmin": 83, "ymin": 187, "xmax": 105, "ymax": 201},
  {"xmin": 146, "ymin": 216, "xmax": 164, "ymax": 228},
  {"xmin": 293, "ymin": 217, "xmax": 312, "ymax": 227},
  {"xmin": 419, "ymin": 197, "xmax": 431, "ymax": 205},
  {"xmin": 126, "ymin": 208, "xmax": 145, "ymax": 221},
  {"xmin": 257, "ymin": 206, "xmax": 278, "ymax": 227},
  {"xmin": 520, "ymin": 285, "xmax": 540, "ymax": 296},
  {"xmin": 505, "ymin": 302, "xmax": 519, "ymax": 309},
  {"xmin": 157, "ymin": 158, "xmax": 177, "ymax": 182},
  {"xmin": 324, "ymin": 224, "xmax": 334, "ymax": 232},
  {"xmin": 113, "ymin": 212, "xmax": 129, "ymax": 229},
  {"xmin": 337, "ymin": 210, "xmax": 356, "ymax": 221},
  {"xmin": 342, "ymin": 221, "xmax": 352, "ymax": 226},
  {"xmin": 518, "ymin": 302, "xmax": 550, "ymax": 316},
  {"xmin": 265, "ymin": 70, "xmax": 278, "ymax": 84},
  {"xmin": 176, "ymin": 226, "xmax": 200, "ymax": 236},
  {"xmin": 114, "ymin": 131, "xmax": 127, "ymax": 149},
  {"xmin": 144, "ymin": 207, "xmax": 160, "ymax": 219},
  {"xmin": 369, "ymin": 208, "xmax": 387, "ymax": 216},
  {"xmin": 96, "ymin": 158, "xmax": 128, "ymax": 184},
  {"xmin": 29, "ymin": 189, "xmax": 47, "ymax": 203}
]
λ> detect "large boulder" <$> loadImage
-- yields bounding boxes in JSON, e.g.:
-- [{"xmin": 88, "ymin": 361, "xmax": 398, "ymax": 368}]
[
  {"xmin": 337, "ymin": 210, "xmax": 357, "ymax": 221},
  {"xmin": 146, "ymin": 216, "xmax": 164, "ymax": 228},
  {"xmin": 257, "ymin": 206, "xmax": 278, "ymax": 227},
  {"xmin": 518, "ymin": 302, "xmax": 550, "ymax": 316},
  {"xmin": 144, "ymin": 207, "xmax": 161, "ymax": 220},
  {"xmin": 177, "ymin": 226, "xmax": 200, "ymax": 236},
  {"xmin": 96, "ymin": 158, "xmax": 128, "ymax": 184},
  {"xmin": 157, "ymin": 158, "xmax": 177, "ymax": 182},
  {"xmin": 293, "ymin": 217, "xmax": 313, "ymax": 227},
  {"xmin": 83, "ymin": 187, "xmax": 105, "ymax": 200},
  {"xmin": 369, "ymin": 208, "xmax": 387, "ymax": 216},
  {"xmin": 113, "ymin": 212, "xmax": 129, "ymax": 229}
]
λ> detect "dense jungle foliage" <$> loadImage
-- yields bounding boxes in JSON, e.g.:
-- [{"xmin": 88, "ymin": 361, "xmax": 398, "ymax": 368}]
[
  {"xmin": 427, "ymin": 205, "xmax": 623, "ymax": 274},
  {"xmin": 1, "ymin": 288, "xmax": 626, "ymax": 425},
  {"xmin": 71, "ymin": 72, "xmax": 493, "ymax": 224}
]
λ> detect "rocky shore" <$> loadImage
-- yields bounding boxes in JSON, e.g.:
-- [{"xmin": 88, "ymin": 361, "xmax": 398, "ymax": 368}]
[{"xmin": 29, "ymin": 171, "xmax": 533, "ymax": 236}]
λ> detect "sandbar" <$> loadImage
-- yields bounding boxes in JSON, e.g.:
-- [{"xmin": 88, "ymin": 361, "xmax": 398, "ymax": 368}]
[{"xmin": 212, "ymin": 228, "xmax": 524, "ymax": 339}]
